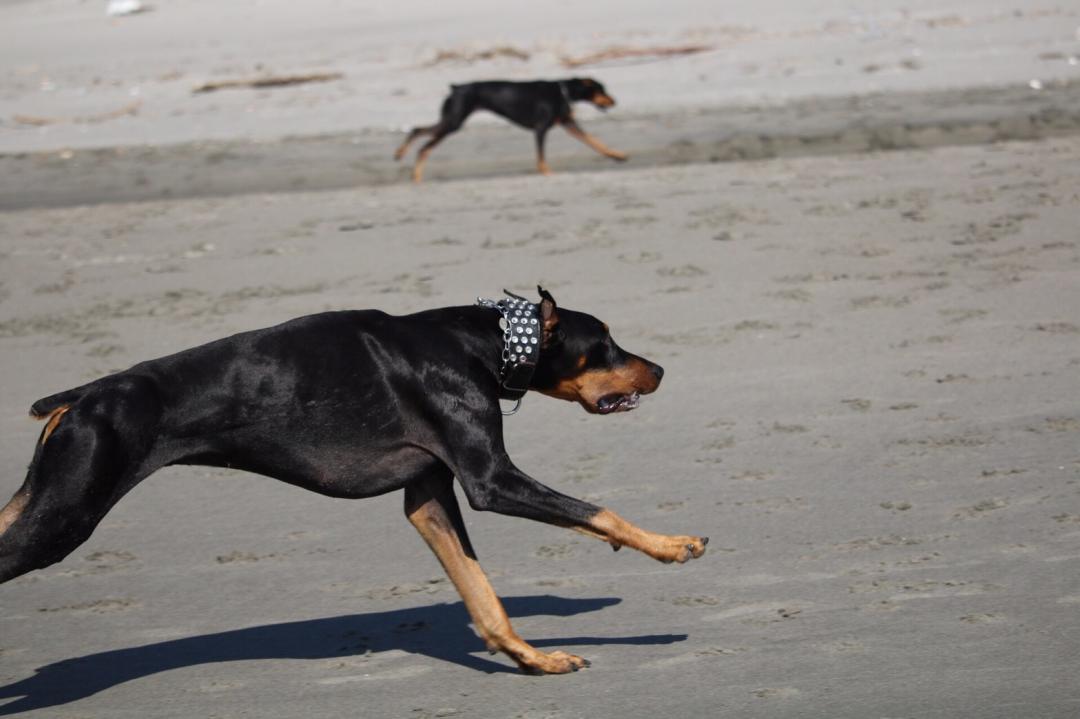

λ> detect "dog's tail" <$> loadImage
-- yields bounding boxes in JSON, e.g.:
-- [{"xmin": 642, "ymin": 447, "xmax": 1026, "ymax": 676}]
[{"xmin": 29, "ymin": 385, "xmax": 91, "ymax": 419}]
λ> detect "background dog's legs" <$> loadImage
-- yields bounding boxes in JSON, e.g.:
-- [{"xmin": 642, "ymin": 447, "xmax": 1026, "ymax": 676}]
[
  {"xmin": 409, "ymin": 92, "xmax": 473, "ymax": 183},
  {"xmin": 560, "ymin": 119, "xmax": 628, "ymax": 162},
  {"xmin": 534, "ymin": 126, "xmax": 552, "ymax": 175},
  {"xmin": 412, "ymin": 132, "xmax": 455, "ymax": 184},
  {"xmin": 456, "ymin": 461, "xmax": 707, "ymax": 564},
  {"xmin": 393, "ymin": 125, "xmax": 437, "ymax": 161},
  {"xmin": 404, "ymin": 469, "xmax": 589, "ymax": 674}
]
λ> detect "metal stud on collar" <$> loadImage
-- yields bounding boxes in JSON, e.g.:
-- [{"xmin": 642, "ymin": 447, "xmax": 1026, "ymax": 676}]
[{"xmin": 477, "ymin": 291, "xmax": 542, "ymax": 409}]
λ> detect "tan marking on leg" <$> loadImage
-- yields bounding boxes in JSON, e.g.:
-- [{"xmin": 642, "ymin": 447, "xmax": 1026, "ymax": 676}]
[
  {"xmin": 407, "ymin": 498, "xmax": 588, "ymax": 674},
  {"xmin": 536, "ymin": 141, "xmax": 552, "ymax": 176},
  {"xmin": 561, "ymin": 124, "xmax": 627, "ymax": 161},
  {"xmin": 40, "ymin": 405, "xmax": 70, "ymax": 445},
  {"xmin": 585, "ymin": 508, "xmax": 707, "ymax": 563},
  {"xmin": 0, "ymin": 488, "xmax": 29, "ymax": 536},
  {"xmin": 413, "ymin": 151, "xmax": 430, "ymax": 183},
  {"xmin": 393, "ymin": 138, "xmax": 413, "ymax": 161},
  {"xmin": 570, "ymin": 523, "xmax": 618, "ymax": 547},
  {"xmin": 413, "ymin": 132, "xmax": 451, "ymax": 184}
]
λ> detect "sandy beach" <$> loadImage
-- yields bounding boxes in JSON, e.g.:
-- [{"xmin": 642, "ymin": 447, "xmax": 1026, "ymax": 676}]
[
  {"xmin": 1, "ymin": 1, "xmax": 1080, "ymax": 717},
  {"xmin": 3, "ymin": 0, "xmax": 1080, "ymax": 153}
]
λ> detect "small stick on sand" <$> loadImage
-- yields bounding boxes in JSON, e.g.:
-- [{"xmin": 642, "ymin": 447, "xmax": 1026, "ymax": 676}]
[
  {"xmin": 13, "ymin": 100, "xmax": 142, "ymax": 126},
  {"xmin": 560, "ymin": 44, "xmax": 713, "ymax": 68},
  {"xmin": 422, "ymin": 46, "xmax": 531, "ymax": 67},
  {"xmin": 192, "ymin": 72, "xmax": 344, "ymax": 94}
]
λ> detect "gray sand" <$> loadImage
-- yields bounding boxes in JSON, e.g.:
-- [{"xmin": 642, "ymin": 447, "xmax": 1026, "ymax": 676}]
[
  {"xmin": 1, "ymin": 137, "xmax": 1079, "ymax": 717},
  {"xmin": 2, "ymin": 0, "xmax": 1080, "ymax": 716}
]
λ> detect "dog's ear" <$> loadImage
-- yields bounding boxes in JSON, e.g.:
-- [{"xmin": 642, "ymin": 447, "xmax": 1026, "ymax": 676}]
[{"xmin": 538, "ymin": 285, "xmax": 559, "ymax": 345}]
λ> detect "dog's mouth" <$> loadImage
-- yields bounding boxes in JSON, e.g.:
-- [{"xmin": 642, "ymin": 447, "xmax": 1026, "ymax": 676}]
[
  {"xmin": 592, "ymin": 94, "xmax": 615, "ymax": 110},
  {"xmin": 595, "ymin": 391, "xmax": 640, "ymax": 414}
]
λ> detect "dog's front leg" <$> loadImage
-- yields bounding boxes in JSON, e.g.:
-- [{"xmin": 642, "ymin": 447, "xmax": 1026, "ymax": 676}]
[
  {"xmin": 559, "ymin": 118, "xmax": 628, "ymax": 162},
  {"xmin": 457, "ymin": 460, "xmax": 707, "ymax": 565},
  {"xmin": 572, "ymin": 508, "xmax": 709, "ymax": 564},
  {"xmin": 404, "ymin": 469, "xmax": 589, "ymax": 674}
]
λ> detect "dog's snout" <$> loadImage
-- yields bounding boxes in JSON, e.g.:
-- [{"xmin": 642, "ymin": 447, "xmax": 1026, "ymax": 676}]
[{"xmin": 651, "ymin": 364, "xmax": 664, "ymax": 382}]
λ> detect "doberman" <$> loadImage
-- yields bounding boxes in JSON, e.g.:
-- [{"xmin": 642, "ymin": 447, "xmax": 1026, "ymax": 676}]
[
  {"xmin": 393, "ymin": 78, "xmax": 629, "ymax": 182},
  {"xmin": 0, "ymin": 288, "xmax": 706, "ymax": 674}
]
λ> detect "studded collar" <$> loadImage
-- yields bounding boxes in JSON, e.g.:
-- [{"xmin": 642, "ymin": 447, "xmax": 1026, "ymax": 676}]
[
  {"xmin": 476, "ymin": 291, "xmax": 542, "ymax": 403},
  {"xmin": 558, "ymin": 80, "xmax": 572, "ymax": 110}
]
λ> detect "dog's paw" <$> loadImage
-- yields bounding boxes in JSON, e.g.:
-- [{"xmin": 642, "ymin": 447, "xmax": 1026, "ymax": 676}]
[
  {"xmin": 608, "ymin": 151, "xmax": 629, "ymax": 162},
  {"xmin": 677, "ymin": 535, "xmax": 708, "ymax": 562},
  {"xmin": 656, "ymin": 535, "xmax": 708, "ymax": 564},
  {"xmin": 519, "ymin": 650, "xmax": 591, "ymax": 675}
]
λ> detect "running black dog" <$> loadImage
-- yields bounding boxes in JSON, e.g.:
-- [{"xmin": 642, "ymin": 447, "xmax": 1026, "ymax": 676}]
[
  {"xmin": 394, "ymin": 78, "xmax": 629, "ymax": 182},
  {"xmin": 0, "ymin": 288, "xmax": 706, "ymax": 674}
]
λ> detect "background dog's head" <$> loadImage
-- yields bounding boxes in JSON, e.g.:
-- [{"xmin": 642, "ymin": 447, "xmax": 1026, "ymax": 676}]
[{"xmin": 566, "ymin": 77, "xmax": 617, "ymax": 110}]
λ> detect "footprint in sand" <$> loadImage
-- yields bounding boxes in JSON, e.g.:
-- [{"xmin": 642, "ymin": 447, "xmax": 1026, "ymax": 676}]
[
  {"xmin": 534, "ymin": 542, "xmax": 579, "ymax": 559},
  {"xmin": 704, "ymin": 601, "xmax": 807, "ymax": 624},
  {"xmin": 959, "ymin": 613, "xmax": 1005, "ymax": 624},
  {"xmin": 38, "ymin": 597, "xmax": 139, "ymax": 614},
  {"xmin": 752, "ymin": 687, "xmax": 800, "ymax": 699},
  {"xmin": 642, "ymin": 647, "xmax": 747, "ymax": 669},
  {"xmin": 199, "ymin": 679, "xmax": 247, "ymax": 693},
  {"xmin": 848, "ymin": 578, "xmax": 999, "ymax": 601},
  {"xmin": 953, "ymin": 497, "xmax": 1009, "ymax": 519},
  {"xmin": 818, "ymin": 638, "xmax": 864, "ymax": 654}
]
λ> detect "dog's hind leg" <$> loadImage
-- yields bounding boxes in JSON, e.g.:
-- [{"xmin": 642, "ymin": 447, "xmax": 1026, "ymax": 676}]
[
  {"xmin": 409, "ymin": 91, "xmax": 473, "ymax": 183},
  {"xmin": 393, "ymin": 124, "xmax": 438, "ymax": 161},
  {"xmin": 404, "ymin": 468, "xmax": 589, "ymax": 674},
  {"xmin": 0, "ymin": 385, "xmax": 161, "ymax": 584},
  {"xmin": 411, "ymin": 126, "xmax": 463, "ymax": 183}
]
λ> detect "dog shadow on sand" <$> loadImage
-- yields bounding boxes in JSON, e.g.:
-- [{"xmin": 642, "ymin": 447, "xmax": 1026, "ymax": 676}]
[{"xmin": 0, "ymin": 595, "xmax": 685, "ymax": 714}]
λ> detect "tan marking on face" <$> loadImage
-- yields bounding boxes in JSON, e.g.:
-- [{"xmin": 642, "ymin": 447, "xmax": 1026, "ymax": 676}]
[
  {"xmin": 592, "ymin": 93, "xmax": 615, "ymax": 107},
  {"xmin": 40, "ymin": 405, "xmax": 70, "ymax": 445},
  {"xmin": 540, "ymin": 357, "xmax": 658, "ymax": 412},
  {"xmin": 0, "ymin": 488, "xmax": 29, "ymax": 536}
]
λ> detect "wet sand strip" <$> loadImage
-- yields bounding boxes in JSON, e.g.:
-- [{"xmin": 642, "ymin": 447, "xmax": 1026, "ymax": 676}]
[{"xmin": 2, "ymin": 79, "xmax": 1079, "ymax": 211}]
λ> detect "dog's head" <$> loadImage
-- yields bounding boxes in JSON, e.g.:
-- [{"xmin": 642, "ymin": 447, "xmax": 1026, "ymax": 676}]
[
  {"xmin": 567, "ymin": 77, "xmax": 616, "ymax": 110},
  {"xmin": 529, "ymin": 287, "xmax": 662, "ymax": 414}
]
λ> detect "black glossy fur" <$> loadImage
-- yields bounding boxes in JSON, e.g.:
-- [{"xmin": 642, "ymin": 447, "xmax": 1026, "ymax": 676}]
[
  {"xmin": 394, "ymin": 78, "xmax": 628, "ymax": 180},
  {"xmin": 0, "ymin": 289, "xmax": 661, "ymax": 585}
]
